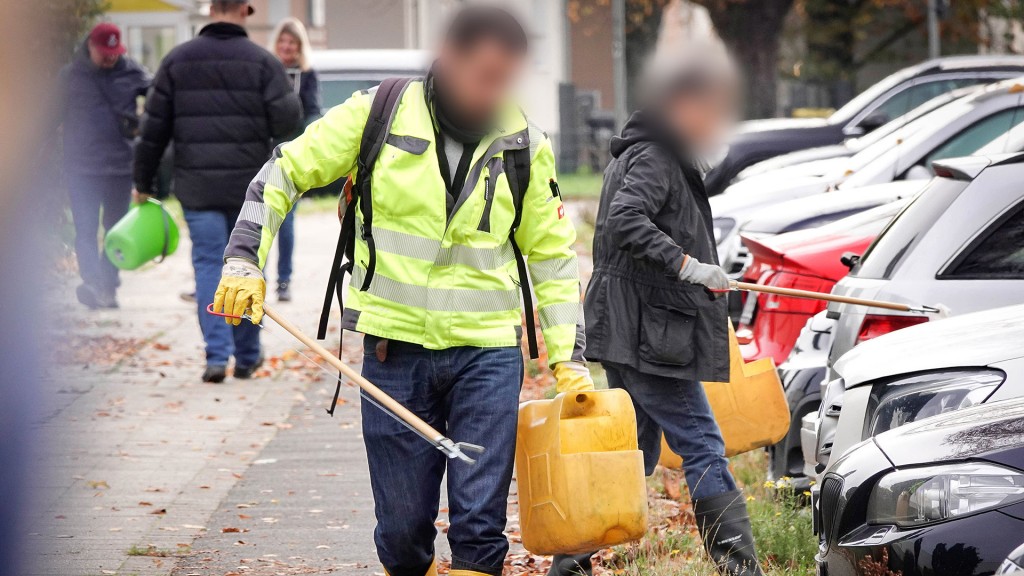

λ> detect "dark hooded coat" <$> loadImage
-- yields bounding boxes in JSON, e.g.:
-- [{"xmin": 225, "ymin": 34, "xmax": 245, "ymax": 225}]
[{"xmin": 583, "ymin": 110, "xmax": 730, "ymax": 382}]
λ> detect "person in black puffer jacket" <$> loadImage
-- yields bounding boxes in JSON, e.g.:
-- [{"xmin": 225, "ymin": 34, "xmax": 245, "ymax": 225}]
[{"xmin": 133, "ymin": 0, "xmax": 301, "ymax": 384}]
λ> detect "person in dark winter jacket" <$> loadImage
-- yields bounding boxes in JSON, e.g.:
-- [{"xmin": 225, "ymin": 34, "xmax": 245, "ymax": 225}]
[
  {"xmin": 268, "ymin": 17, "xmax": 322, "ymax": 302},
  {"xmin": 133, "ymin": 0, "xmax": 301, "ymax": 384},
  {"xmin": 60, "ymin": 23, "xmax": 151, "ymax": 309},
  {"xmin": 569, "ymin": 34, "xmax": 765, "ymax": 576}
]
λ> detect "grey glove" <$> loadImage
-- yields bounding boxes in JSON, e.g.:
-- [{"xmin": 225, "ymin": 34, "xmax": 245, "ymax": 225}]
[{"xmin": 678, "ymin": 256, "xmax": 729, "ymax": 291}]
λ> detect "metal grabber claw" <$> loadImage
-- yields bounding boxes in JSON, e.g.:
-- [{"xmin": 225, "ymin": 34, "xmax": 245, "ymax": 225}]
[
  {"xmin": 437, "ymin": 438, "xmax": 486, "ymax": 464},
  {"xmin": 206, "ymin": 303, "xmax": 489, "ymax": 465}
]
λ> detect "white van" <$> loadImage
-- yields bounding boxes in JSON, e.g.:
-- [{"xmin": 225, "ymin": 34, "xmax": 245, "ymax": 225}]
[{"xmin": 310, "ymin": 49, "xmax": 432, "ymax": 109}]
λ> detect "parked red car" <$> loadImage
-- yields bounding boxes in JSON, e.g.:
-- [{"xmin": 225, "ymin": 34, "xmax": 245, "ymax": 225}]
[{"xmin": 735, "ymin": 201, "xmax": 909, "ymax": 363}]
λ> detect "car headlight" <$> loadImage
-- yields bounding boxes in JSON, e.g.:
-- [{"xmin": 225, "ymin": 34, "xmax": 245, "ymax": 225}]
[
  {"xmin": 867, "ymin": 370, "xmax": 1004, "ymax": 437},
  {"xmin": 867, "ymin": 463, "xmax": 1024, "ymax": 527},
  {"xmin": 713, "ymin": 217, "xmax": 735, "ymax": 245}
]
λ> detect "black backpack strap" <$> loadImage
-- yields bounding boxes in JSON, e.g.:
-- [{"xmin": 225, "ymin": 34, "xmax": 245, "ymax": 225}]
[
  {"xmin": 505, "ymin": 140, "xmax": 537, "ymax": 358},
  {"xmin": 317, "ymin": 183, "xmax": 356, "ymax": 340},
  {"xmin": 316, "ymin": 78, "xmax": 412, "ymax": 340},
  {"xmin": 355, "ymin": 77, "xmax": 413, "ymax": 292}
]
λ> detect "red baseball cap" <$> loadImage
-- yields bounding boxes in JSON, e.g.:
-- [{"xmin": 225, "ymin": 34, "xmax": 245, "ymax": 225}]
[{"xmin": 89, "ymin": 23, "xmax": 127, "ymax": 57}]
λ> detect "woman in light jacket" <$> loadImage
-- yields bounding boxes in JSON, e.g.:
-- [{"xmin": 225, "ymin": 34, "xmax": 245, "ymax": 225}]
[{"xmin": 269, "ymin": 17, "xmax": 321, "ymax": 302}]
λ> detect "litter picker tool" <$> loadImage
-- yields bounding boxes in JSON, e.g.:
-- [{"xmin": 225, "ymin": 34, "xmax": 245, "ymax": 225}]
[
  {"xmin": 715, "ymin": 281, "xmax": 942, "ymax": 314},
  {"xmin": 206, "ymin": 303, "xmax": 484, "ymax": 464}
]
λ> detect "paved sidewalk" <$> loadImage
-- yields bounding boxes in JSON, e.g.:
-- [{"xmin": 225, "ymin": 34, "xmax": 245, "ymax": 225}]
[{"xmin": 30, "ymin": 210, "xmax": 377, "ymax": 576}]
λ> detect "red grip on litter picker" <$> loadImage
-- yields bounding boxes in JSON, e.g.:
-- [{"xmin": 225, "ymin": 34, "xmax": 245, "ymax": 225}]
[{"xmin": 206, "ymin": 303, "xmax": 247, "ymax": 321}]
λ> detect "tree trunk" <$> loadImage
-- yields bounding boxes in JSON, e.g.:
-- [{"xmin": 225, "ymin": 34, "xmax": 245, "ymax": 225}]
[{"xmin": 697, "ymin": 0, "xmax": 795, "ymax": 119}]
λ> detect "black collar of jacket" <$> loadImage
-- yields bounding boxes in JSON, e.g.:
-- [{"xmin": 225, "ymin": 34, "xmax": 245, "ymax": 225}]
[
  {"xmin": 613, "ymin": 109, "xmax": 701, "ymax": 170},
  {"xmin": 198, "ymin": 22, "xmax": 248, "ymax": 39}
]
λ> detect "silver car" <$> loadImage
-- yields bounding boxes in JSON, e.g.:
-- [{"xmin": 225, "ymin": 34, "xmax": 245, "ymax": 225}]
[
  {"xmin": 806, "ymin": 153, "xmax": 1024, "ymax": 475},
  {"xmin": 817, "ymin": 303, "xmax": 1024, "ymax": 482}
]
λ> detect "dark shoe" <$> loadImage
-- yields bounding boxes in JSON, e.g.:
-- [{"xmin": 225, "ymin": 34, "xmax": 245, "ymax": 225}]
[
  {"xmin": 95, "ymin": 288, "xmax": 119, "ymax": 309},
  {"xmin": 233, "ymin": 355, "xmax": 265, "ymax": 380},
  {"xmin": 548, "ymin": 553, "xmax": 594, "ymax": 576},
  {"xmin": 277, "ymin": 282, "xmax": 292, "ymax": 302},
  {"xmin": 202, "ymin": 365, "xmax": 227, "ymax": 384},
  {"xmin": 76, "ymin": 284, "xmax": 101, "ymax": 309},
  {"xmin": 694, "ymin": 490, "xmax": 764, "ymax": 576},
  {"xmin": 180, "ymin": 291, "xmax": 196, "ymax": 303}
]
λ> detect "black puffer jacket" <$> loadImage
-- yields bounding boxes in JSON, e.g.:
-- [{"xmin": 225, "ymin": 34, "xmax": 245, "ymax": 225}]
[
  {"xmin": 134, "ymin": 22, "xmax": 301, "ymax": 211},
  {"xmin": 583, "ymin": 111, "xmax": 729, "ymax": 382}
]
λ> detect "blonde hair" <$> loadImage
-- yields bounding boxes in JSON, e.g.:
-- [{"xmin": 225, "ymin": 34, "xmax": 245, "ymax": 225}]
[{"xmin": 269, "ymin": 17, "xmax": 312, "ymax": 72}]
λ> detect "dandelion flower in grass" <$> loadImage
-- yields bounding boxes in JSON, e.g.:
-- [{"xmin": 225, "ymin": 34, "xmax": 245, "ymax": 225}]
[
  {"xmin": 763, "ymin": 480, "xmax": 774, "ymax": 488},
  {"xmin": 746, "ymin": 495, "xmax": 755, "ymax": 502},
  {"xmin": 803, "ymin": 490, "xmax": 812, "ymax": 496}
]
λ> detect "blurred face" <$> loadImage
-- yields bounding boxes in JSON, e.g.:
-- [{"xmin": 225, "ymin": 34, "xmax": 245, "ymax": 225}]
[
  {"xmin": 276, "ymin": 31, "xmax": 301, "ymax": 67},
  {"xmin": 436, "ymin": 39, "xmax": 525, "ymax": 127},
  {"xmin": 88, "ymin": 43, "xmax": 120, "ymax": 69},
  {"xmin": 664, "ymin": 85, "xmax": 737, "ymax": 156}
]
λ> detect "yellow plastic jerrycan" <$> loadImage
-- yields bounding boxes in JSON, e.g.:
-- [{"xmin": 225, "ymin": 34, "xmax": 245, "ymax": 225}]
[
  {"xmin": 660, "ymin": 324, "xmax": 789, "ymax": 468},
  {"xmin": 516, "ymin": 389, "xmax": 648, "ymax": 555}
]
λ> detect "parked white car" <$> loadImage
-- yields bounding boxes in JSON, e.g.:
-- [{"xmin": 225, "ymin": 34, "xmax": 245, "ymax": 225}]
[
  {"xmin": 712, "ymin": 76, "xmax": 1024, "ymax": 265},
  {"xmin": 310, "ymin": 49, "xmax": 431, "ymax": 109},
  {"xmin": 734, "ymin": 84, "xmax": 982, "ymax": 183}
]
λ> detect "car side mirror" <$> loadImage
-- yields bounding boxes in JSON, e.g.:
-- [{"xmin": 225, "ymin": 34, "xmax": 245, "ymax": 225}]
[
  {"xmin": 905, "ymin": 165, "xmax": 933, "ymax": 180},
  {"xmin": 840, "ymin": 251, "xmax": 861, "ymax": 270},
  {"xmin": 858, "ymin": 111, "xmax": 890, "ymax": 133}
]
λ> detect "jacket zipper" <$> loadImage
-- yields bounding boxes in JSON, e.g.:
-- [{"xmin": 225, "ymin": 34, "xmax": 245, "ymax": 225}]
[{"xmin": 478, "ymin": 174, "xmax": 496, "ymax": 232}]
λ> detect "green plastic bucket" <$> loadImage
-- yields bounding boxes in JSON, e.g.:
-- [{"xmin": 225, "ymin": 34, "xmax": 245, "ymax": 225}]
[{"xmin": 104, "ymin": 199, "xmax": 180, "ymax": 271}]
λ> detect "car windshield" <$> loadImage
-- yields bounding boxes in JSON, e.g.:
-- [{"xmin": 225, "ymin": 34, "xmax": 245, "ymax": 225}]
[
  {"xmin": 976, "ymin": 116, "xmax": 1024, "ymax": 154},
  {"xmin": 829, "ymin": 66, "xmax": 920, "ymax": 126},
  {"xmin": 853, "ymin": 177, "xmax": 969, "ymax": 280},
  {"xmin": 825, "ymin": 96, "xmax": 977, "ymax": 182},
  {"xmin": 845, "ymin": 85, "xmax": 982, "ymax": 152},
  {"xmin": 319, "ymin": 78, "xmax": 388, "ymax": 109}
]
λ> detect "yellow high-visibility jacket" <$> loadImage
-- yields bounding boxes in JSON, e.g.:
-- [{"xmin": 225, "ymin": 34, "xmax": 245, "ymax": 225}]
[{"xmin": 225, "ymin": 80, "xmax": 585, "ymax": 365}]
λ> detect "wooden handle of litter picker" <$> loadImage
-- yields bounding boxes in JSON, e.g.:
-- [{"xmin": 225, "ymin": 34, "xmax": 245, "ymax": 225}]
[
  {"xmin": 263, "ymin": 305, "xmax": 443, "ymax": 442},
  {"xmin": 732, "ymin": 281, "xmax": 916, "ymax": 312}
]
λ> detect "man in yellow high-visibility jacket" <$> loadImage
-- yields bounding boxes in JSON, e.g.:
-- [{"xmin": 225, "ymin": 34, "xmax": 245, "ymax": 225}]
[{"xmin": 213, "ymin": 7, "xmax": 592, "ymax": 576}]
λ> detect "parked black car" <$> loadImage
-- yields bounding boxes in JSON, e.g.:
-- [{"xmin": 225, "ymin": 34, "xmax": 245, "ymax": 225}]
[
  {"xmin": 815, "ymin": 397, "xmax": 1024, "ymax": 576},
  {"xmin": 767, "ymin": 311, "xmax": 833, "ymax": 486},
  {"xmin": 1002, "ymin": 543, "xmax": 1024, "ymax": 575},
  {"xmin": 704, "ymin": 55, "xmax": 1024, "ymax": 196}
]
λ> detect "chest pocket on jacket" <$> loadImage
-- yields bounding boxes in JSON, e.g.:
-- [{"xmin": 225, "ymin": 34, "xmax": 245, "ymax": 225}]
[
  {"xmin": 377, "ymin": 134, "xmax": 436, "ymax": 219},
  {"xmin": 478, "ymin": 156, "xmax": 505, "ymax": 233}
]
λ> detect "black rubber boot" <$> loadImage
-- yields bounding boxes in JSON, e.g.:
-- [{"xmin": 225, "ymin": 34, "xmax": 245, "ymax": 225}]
[
  {"xmin": 694, "ymin": 490, "xmax": 764, "ymax": 576},
  {"xmin": 547, "ymin": 552, "xmax": 594, "ymax": 576}
]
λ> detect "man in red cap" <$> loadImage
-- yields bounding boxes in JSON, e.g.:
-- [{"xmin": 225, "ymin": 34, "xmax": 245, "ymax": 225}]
[
  {"xmin": 58, "ymin": 22, "xmax": 150, "ymax": 309},
  {"xmin": 88, "ymin": 23, "xmax": 127, "ymax": 69}
]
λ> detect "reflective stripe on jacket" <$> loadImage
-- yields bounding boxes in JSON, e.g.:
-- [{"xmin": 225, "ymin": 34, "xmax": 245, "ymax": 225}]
[{"xmin": 225, "ymin": 80, "xmax": 585, "ymax": 365}]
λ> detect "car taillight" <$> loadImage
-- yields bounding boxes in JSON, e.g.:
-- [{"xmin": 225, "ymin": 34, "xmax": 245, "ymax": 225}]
[
  {"xmin": 764, "ymin": 272, "xmax": 834, "ymax": 315},
  {"xmin": 856, "ymin": 314, "xmax": 928, "ymax": 345}
]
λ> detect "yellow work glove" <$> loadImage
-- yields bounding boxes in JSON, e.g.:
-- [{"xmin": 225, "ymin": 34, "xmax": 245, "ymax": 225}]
[
  {"xmin": 553, "ymin": 361, "xmax": 595, "ymax": 393},
  {"xmin": 213, "ymin": 258, "xmax": 266, "ymax": 326}
]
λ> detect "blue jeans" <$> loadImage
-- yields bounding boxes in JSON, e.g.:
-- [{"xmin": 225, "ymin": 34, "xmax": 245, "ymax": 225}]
[
  {"xmin": 360, "ymin": 336, "xmax": 523, "ymax": 576},
  {"xmin": 183, "ymin": 208, "xmax": 261, "ymax": 367},
  {"xmin": 68, "ymin": 173, "xmax": 131, "ymax": 292},
  {"xmin": 605, "ymin": 363, "xmax": 737, "ymax": 500},
  {"xmin": 275, "ymin": 208, "xmax": 295, "ymax": 284}
]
